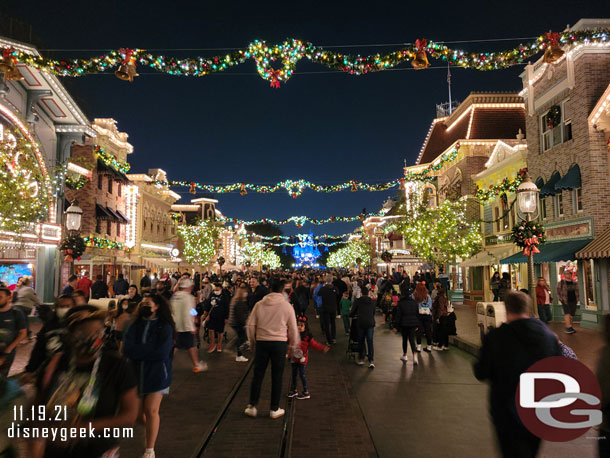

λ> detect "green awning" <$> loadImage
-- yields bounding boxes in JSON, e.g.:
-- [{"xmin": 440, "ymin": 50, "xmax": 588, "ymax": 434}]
[
  {"xmin": 539, "ymin": 171, "xmax": 561, "ymax": 197},
  {"xmin": 500, "ymin": 238, "xmax": 593, "ymax": 264},
  {"xmin": 535, "ymin": 177, "xmax": 545, "ymax": 189},
  {"xmin": 555, "ymin": 164, "xmax": 581, "ymax": 191}
]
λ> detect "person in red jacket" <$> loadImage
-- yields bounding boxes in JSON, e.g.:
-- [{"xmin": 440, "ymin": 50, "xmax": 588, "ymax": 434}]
[
  {"xmin": 535, "ymin": 277, "xmax": 553, "ymax": 324},
  {"xmin": 287, "ymin": 316, "xmax": 329, "ymax": 400}
]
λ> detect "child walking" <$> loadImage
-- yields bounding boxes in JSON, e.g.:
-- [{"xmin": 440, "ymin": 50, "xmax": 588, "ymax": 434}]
[
  {"xmin": 340, "ymin": 291, "xmax": 352, "ymax": 336},
  {"xmin": 287, "ymin": 316, "xmax": 329, "ymax": 400}
]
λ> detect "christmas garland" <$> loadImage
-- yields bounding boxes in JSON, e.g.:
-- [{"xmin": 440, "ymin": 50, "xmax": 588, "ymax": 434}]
[
  {"xmin": 404, "ymin": 146, "xmax": 460, "ymax": 180},
  {"xmin": 94, "ymin": 145, "xmax": 130, "ymax": 174},
  {"xmin": 219, "ymin": 210, "xmax": 385, "ymax": 227},
  {"xmin": 64, "ymin": 174, "xmax": 88, "ymax": 190},
  {"xmin": 83, "ymin": 235, "xmax": 126, "ymax": 251},
  {"xmin": 6, "ymin": 29, "xmax": 608, "ymax": 87},
  {"xmin": 474, "ymin": 168, "xmax": 528, "ymax": 202},
  {"xmin": 245, "ymin": 232, "xmax": 352, "ymax": 240},
  {"xmin": 265, "ymin": 240, "xmax": 348, "ymax": 247},
  {"xmin": 60, "ymin": 234, "xmax": 86, "ymax": 262},
  {"xmin": 546, "ymin": 105, "xmax": 562, "ymax": 129},
  {"xmin": 510, "ymin": 220, "xmax": 546, "ymax": 255}
]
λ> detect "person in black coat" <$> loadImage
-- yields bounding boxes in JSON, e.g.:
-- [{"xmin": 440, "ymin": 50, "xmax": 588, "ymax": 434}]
[
  {"xmin": 474, "ymin": 291, "xmax": 562, "ymax": 458},
  {"xmin": 392, "ymin": 284, "xmax": 421, "ymax": 364},
  {"xmin": 248, "ymin": 277, "xmax": 269, "ymax": 311},
  {"xmin": 316, "ymin": 276, "xmax": 339, "ymax": 345},
  {"xmin": 90, "ymin": 275, "xmax": 109, "ymax": 299},
  {"xmin": 332, "ymin": 277, "xmax": 348, "ymax": 315},
  {"xmin": 349, "ymin": 286, "xmax": 376, "ymax": 368}
]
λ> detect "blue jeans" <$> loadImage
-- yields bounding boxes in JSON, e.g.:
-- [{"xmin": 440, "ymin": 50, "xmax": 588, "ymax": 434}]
[
  {"xmin": 341, "ymin": 315, "xmax": 350, "ymax": 334},
  {"xmin": 290, "ymin": 363, "xmax": 308, "ymax": 392},
  {"xmin": 537, "ymin": 304, "xmax": 553, "ymax": 323},
  {"xmin": 358, "ymin": 326, "xmax": 374, "ymax": 362}
]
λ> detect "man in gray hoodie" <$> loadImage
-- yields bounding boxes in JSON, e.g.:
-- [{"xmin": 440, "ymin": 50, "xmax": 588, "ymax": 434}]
[{"xmin": 245, "ymin": 278, "xmax": 300, "ymax": 419}]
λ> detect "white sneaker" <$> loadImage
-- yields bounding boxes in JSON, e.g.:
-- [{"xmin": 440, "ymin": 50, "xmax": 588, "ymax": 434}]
[
  {"xmin": 193, "ymin": 361, "xmax": 208, "ymax": 373},
  {"xmin": 336, "ymin": 315, "xmax": 341, "ymax": 318},
  {"xmin": 432, "ymin": 346, "xmax": 441, "ymax": 351},
  {"xmin": 141, "ymin": 450, "xmax": 155, "ymax": 458},
  {"xmin": 244, "ymin": 405, "xmax": 257, "ymax": 417},
  {"xmin": 416, "ymin": 344, "xmax": 422, "ymax": 352},
  {"xmin": 356, "ymin": 359, "xmax": 365, "ymax": 366},
  {"xmin": 442, "ymin": 346, "xmax": 449, "ymax": 351},
  {"xmin": 368, "ymin": 362, "xmax": 375, "ymax": 369},
  {"xmin": 413, "ymin": 358, "xmax": 419, "ymax": 366},
  {"xmin": 400, "ymin": 355, "xmax": 408, "ymax": 361},
  {"xmin": 235, "ymin": 355, "xmax": 249, "ymax": 362},
  {"xmin": 270, "ymin": 408, "xmax": 285, "ymax": 419}
]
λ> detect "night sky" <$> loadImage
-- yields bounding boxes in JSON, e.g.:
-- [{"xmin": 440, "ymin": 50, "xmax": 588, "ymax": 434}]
[{"xmin": 4, "ymin": 0, "xmax": 609, "ymax": 235}]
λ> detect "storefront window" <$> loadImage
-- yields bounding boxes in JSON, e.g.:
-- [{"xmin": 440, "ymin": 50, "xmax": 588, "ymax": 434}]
[
  {"xmin": 582, "ymin": 259, "xmax": 597, "ymax": 310},
  {"xmin": 472, "ymin": 267, "xmax": 483, "ymax": 291}
]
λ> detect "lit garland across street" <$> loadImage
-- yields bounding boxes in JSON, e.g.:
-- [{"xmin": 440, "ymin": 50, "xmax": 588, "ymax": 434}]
[
  {"xmin": 94, "ymin": 145, "xmax": 131, "ymax": 173},
  {"xmin": 179, "ymin": 221, "xmax": 220, "ymax": 266},
  {"xmin": 243, "ymin": 232, "xmax": 352, "ymax": 241},
  {"xmin": 265, "ymin": 240, "xmax": 347, "ymax": 247},
  {"xmin": 219, "ymin": 210, "xmax": 386, "ymax": 227},
  {"xmin": 83, "ymin": 235, "xmax": 126, "ymax": 251},
  {"xmin": 474, "ymin": 168, "xmax": 528, "ymax": 201},
  {"xmin": 6, "ymin": 30, "xmax": 608, "ymax": 86}
]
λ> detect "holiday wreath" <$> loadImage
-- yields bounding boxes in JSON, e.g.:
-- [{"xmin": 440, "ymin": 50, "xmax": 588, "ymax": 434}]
[
  {"xmin": 511, "ymin": 220, "xmax": 546, "ymax": 255},
  {"xmin": 60, "ymin": 234, "xmax": 87, "ymax": 262}
]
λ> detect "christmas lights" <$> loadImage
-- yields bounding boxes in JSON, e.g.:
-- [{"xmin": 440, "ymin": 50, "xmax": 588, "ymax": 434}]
[
  {"xmin": 404, "ymin": 146, "xmax": 460, "ymax": 180},
  {"xmin": 83, "ymin": 235, "xmax": 126, "ymax": 251},
  {"xmin": 242, "ymin": 232, "xmax": 352, "ymax": 241},
  {"xmin": 94, "ymin": 145, "xmax": 131, "ymax": 174},
  {"xmin": 219, "ymin": 210, "xmax": 386, "ymax": 227},
  {"xmin": 265, "ymin": 240, "xmax": 347, "ymax": 247},
  {"xmin": 5, "ymin": 30, "xmax": 608, "ymax": 86},
  {"xmin": 240, "ymin": 241, "xmax": 282, "ymax": 269},
  {"xmin": 326, "ymin": 239, "xmax": 370, "ymax": 268},
  {"xmin": 474, "ymin": 168, "xmax": 528, "ymax": 202},
  {"xmin": 178, "ymin": 220, "xmax": 220, "ymax": 266}
]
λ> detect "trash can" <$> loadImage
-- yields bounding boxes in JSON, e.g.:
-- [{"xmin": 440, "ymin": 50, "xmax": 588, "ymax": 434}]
[
  {"xmin": 486, "ymin": 302, "xmax": 507, "ymax": 332},
  {"xmin": 476, "ymin": 302, "xmax": 487, "ymax": 343}
]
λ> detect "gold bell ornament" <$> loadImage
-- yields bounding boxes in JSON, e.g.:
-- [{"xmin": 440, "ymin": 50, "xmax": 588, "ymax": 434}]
[
  {"xmin": 3, "ymin": 64, "xmax": 23, "ymax": 81},
  {"xmin": 189, "ymin": 182, "xmax": 197, "ymax": 194},
  {"xmin": 114, "ymin": 48, "xmax": 139, "ymax": 82},
  {"xmin": 543, "ymin": 32, "xmax": 565, "ymax": 64},
  {"xmin": 411, "ymin": 38, "xmax": 430, "ymax": 70},
  {"xmin": 0, "ymin": 47, "xmax": 16, "ymax": 73},
  {"xmin": 240, "ymin": 183, "xmax": 247, "ymax": 196}
]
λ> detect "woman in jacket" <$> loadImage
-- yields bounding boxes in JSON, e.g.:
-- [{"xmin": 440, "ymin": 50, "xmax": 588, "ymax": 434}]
[
  {"xmin": 392, "ymin": 284, "xmax": 421, "ymax": 364},
  {"xmin": 432, "ymin": 287, "xmax": 450, "ymax": 350},
  {"xmin": 497, "ymin": 272, "xmax": 512, "ymax": 302},
  {"xmin": 535, "ymin": 277, "xmax": 553, "ymax": 324},
  {"xmin": 349, "ymin": 286, "xmax": 376, "ymax": 368},
  {"xmin": 490, "ymin": 272, "xmax": 501, "ymax": 301},
  {"xmin": 229, "ymin": 285, "xmax": 250, "ymax": 362},
  {"xmin": 413, "ymin": 282, "xmax": 433, "ymax": 352},
  {"xmin": 123, "ymin": 294, "xmax": 175, "ymax": 458}
]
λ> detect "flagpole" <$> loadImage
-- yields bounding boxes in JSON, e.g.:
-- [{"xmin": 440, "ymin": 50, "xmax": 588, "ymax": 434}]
[{"xmin": 447, "ymin": 62, "xmax": 453, "ymax": 114}]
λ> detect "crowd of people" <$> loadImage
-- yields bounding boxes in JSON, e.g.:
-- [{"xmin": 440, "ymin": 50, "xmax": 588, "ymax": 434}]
[{"xmin": 0, "ymin": 265, "xmax": 607, "ymax": 458}]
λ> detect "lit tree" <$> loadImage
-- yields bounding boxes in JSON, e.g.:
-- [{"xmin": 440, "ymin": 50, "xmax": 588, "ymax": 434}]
[
  {"xmin": 240, "ymin": 241, "xmax": 282, "ymax": 269},
  {"xmin": 179, "ymin": 220, "xmax": 221, "ymax": 266},
  {"xmin": 326, "ymin": 239, "xmax": 370, "ymax": 268},
  {"xmin": 0, "ymin": 129, "xmax": 49, "ymax": 233},
  {"xmin": 399, "ymin": 197, "xmax": 481, "ymax": 265}
]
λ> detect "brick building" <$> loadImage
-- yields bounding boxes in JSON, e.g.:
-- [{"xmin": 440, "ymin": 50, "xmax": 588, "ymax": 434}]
[
  {"xmin": 512, "ymin": 18, "xmax": 610, "ymax": 328},
  {"xmin": 66, "ymin": 118, "xmax": 133, "ymax": 283}
]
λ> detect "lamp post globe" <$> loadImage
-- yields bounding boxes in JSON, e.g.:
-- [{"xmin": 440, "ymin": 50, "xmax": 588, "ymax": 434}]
[
  {"xmin": 516, "ymin": 174, "xmax": 540, "ymax": 315},
  {"xmin": 64, "ymin": 200, "xmax": 83, "ymax": 233}
]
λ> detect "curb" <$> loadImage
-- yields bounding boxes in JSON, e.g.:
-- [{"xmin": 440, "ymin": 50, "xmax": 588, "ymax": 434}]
[{"xmin": 450, "ymin": 335, "xmax": 480, "ymax": 357}]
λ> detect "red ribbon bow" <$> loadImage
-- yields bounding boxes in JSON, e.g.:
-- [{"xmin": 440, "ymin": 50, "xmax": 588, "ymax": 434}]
[
  {"xmin": 269, "ymin": 69, "xmax": 281, "ymax": 88},
  {"xmin": 2, "ymin": 47, "xmax": 15, "ymax": 60},
  {"xmin": 415, "ymin": 39, "xmax": 427, "ymax": 51},
  {"xmin": 119, "ymin": 48, "xmax": 135, "ymax": 65},
  {"xmin": 545, "ymin": 32, "xmax": 561, "ymax": 47},
  {"xmin": 523, "ymin": 237, "xmax": 541, "ymax": 256}
]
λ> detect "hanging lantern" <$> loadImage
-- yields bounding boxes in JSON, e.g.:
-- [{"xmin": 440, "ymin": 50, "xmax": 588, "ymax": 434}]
[
  {"xmin": 291, "ymin": 192, "xmax": 297, "ymax": 199},
  {"xmin": 351, "ymin": 182, "xmax": 358, "ymax": 192},
  {"xmin": 240, "ymin": 183, "xmax": 247, "ymax": 196},
  {"xmin": 189, "ymin": 182, "xmax": 197, "ymax": 194},
  {"xmin": 115, "ymin": 48, "xmax": 139, "ymax": 82},
  {"xmin": 543, "ymin": 32, "xmax": 565, "ymax": 64},
  {"xmin": 411, "ymin": 38, "xmax": 430, "ymax": 70}
]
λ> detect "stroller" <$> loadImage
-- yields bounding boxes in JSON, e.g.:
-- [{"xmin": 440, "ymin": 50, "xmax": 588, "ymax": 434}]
[{"xmin": 346, "ymin": 316, "xmax": 361, "ymax": 360}]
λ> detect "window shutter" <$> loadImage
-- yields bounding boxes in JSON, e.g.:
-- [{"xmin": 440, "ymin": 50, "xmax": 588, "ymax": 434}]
[{"xmin": 484, "ymin": 204, "xmax": 493, "ymax": 235}]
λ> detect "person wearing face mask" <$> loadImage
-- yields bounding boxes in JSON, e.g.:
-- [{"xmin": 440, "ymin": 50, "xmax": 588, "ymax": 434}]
[
  {"xmin": 123, "ymin": 295, "xmax": 175, "ymax": 458},
  {"xmin": 202, "ymin": 283, "xmax": 230, "ymax": 353},
  {"xmin": 24, "ymin": 295, "xmax": 76, "ymax": 378},
  {"xmin": 29, "ymin": 305, "xmax": 138, "ymax": 458}
]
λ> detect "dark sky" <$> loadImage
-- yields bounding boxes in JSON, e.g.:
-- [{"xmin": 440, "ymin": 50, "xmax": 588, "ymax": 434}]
[{"xmin": 5, "ymin": 0, "xmax": 609, "ymax": 235}]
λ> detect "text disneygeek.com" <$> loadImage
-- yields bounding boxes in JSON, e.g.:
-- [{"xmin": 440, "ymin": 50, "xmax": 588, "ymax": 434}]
[{"xmin": 8, "ymin": 423, "xmax": 134, "ymax": 441}]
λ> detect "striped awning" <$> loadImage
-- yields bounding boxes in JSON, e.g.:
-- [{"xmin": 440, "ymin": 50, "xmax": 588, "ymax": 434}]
[{"xmin": 576, "ymin": 226, "xmax": 610, "ymax": 259}]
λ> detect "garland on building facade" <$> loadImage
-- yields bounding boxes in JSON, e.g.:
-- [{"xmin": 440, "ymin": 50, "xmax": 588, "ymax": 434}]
[
  {"xmin": 5, "ymin": 29, "xmax": 608, "ymax": 87},
  {"xmin": 404, "ymin": 146, "xmax": 460, "ymax": 181},
  {"xmin": 83, "ymin": 235, "xmax": 127, "ymax": 251},
  {"xmin": 94, "ymin": 145, "xmax": 131, "ymax": 173},
  {"xmin": 59, "ymin": 234, "xmax": 86, "ymax": 262},
  {"xmin": 474, "ymin": 168, "xmax": 528, "ymax": 202}
]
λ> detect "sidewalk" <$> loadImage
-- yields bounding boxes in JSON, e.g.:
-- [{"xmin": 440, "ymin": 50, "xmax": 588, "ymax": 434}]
[{"xmin": 451, "ymin": 302, "xmax": 605, "ymax": 371}]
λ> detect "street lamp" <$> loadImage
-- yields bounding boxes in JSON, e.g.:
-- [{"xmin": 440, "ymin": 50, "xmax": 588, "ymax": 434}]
[
  {"xmin": 64, "ymin": 200, "xmax": 83, "ymax": 234},
  {"xmin": 516, "ymin": 174, "xmax": 539, "ymax": 314}
]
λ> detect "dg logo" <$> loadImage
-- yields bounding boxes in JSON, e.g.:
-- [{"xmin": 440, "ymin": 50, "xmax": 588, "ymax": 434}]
[{"xmin": 516, "ymin": 356, "xmax": 602, "ymax": 442}]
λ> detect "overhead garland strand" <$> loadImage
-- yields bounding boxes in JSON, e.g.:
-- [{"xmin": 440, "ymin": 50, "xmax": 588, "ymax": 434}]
[
  {"xmin": 265, "ymin": 240, "xmax": 348, "ymax": 247},
  {"xmin": 243, "ymin": 232, "xmax": 355, "ymax": 240},
  {"xmin": 4, "ymin": 30, "xmax": 608, "ymax": 87},
  {"xmin": 163, "ymin": 145, "xmax": 460, "ymax": 197},
  {"xmin": 218, "ymin": 210, "xmax": 386, "ymax": 227}
]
